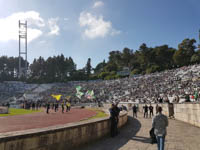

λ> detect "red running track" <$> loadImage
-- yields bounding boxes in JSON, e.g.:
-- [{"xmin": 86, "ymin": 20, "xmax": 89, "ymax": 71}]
[{"xmin": 0, "ymin": 108, "xmax": 96, "ymax": 133}]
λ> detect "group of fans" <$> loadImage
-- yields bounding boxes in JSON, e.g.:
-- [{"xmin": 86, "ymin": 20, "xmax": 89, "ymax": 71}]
[{"xmin": 46, "ymin": 101, "xmax": 71, "ymax": 114}]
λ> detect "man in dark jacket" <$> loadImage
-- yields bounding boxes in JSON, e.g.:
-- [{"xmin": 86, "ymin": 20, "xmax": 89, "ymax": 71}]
[
  {"xmin": 132, "ymin": 104, "xmax": 137, "ymax": 118},
  {"xmin": 46, "ymin": 102, "xmax": 50, "ymax": 114},
  {"xmin": 143, "ymin": 105, "xmax": 148, "ymax": 118},
  {"xmin": 109, "ymin": 104, "xmax": 117, "ymax": 137},
  {"xmin": 114, "ymin": 102, "xmax": 121, "ymax": 135},
  {"xmin": 149, "ymin": 104, "xmax": 154, "ymax": 118}
]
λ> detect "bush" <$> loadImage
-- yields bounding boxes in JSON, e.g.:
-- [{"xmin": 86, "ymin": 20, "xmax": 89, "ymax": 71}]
[
  {"xmin": 146, "ymin": 65, "xmax": 160, "ymax": 74},
  {"xmin": 131, "ymin": 69, "xmax": 141, "ymax": 75}
]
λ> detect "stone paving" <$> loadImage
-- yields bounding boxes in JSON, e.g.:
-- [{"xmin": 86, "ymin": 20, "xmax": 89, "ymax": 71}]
[{"xmin": 81, "ymin": 113, "xmax": 200, "ymax": 150}]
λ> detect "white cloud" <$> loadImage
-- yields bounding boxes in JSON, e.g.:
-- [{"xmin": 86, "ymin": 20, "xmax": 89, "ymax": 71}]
[
  {"xmin": 111, "ymin": 29, "xmax": 121, "ymax": 36},
  {"xmin": 79, "ymin": 12, "xmax": 120, "ymax": 39},
  {"xmin": 93, "ymin": 1, "xmax": 104, "ymax": 8},
  {"xmin": 64, "ymin": 18, "xmax": 69, "ymax": 21},
  {"xmin": 0, "ymin": 11, "xmax": 44, "ymax": 43},
  {"xmin": 39, "ymin": 40, "xmax": 46, "ymax": 44},
  {"xmin": 48, "ymin": 17, "xmax": 60, "ymax": 36}
]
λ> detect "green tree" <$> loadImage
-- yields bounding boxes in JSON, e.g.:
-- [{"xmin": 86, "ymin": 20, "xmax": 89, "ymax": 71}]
[
  {"xmin": 173, "ymin": 39, "xmax": 196, "ymax": 66},
  {"xmin": 85, "ymin": 58, "xmax": 92, "ymax": 77}
]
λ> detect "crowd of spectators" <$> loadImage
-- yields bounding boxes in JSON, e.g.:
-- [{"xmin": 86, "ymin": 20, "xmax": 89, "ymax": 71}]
[
  {"xmin": 41, "ymin": 64, "xmax": 200, "ymax": 104},
  {"xmin": 1, "ymin": 64, "xmax": 200, "ymax": 104}
]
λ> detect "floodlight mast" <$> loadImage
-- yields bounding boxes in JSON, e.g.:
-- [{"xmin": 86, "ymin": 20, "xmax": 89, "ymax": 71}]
[{"xmin": 18, "ymin": 20, "xmax": 28, "ymax": 78}]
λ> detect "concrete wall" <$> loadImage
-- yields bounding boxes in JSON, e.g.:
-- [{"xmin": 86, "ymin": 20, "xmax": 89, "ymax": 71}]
[
  {"xmin": 0, "ymin": 111, "xmax": 127, "ymax": 150},
  {"xmin": 121, "ymin": 102, "xmax": 200, "ymax": 128}
]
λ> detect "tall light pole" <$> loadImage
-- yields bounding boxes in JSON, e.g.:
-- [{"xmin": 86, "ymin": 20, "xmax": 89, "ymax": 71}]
[{"xmin": 19, "ymin": 20, "xmax": 28, "ymax": 78}]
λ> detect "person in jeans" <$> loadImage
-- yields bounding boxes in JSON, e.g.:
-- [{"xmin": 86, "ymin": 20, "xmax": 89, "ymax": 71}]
[{"xmin": 152, "ymin": 107, "xmax": 168, "ymax": 150}]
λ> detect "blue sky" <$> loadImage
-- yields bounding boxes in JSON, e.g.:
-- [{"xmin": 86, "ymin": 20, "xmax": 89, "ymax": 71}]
[{"xmin": 0, "ymin": 0, "xmax": 200, "ymax": 69}]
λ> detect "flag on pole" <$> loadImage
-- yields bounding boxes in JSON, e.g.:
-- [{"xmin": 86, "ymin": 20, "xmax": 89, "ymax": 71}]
[
  {"xmin": 195, "ymin": 91, "xmax": 198, "ymax": 100},
  {"xmin": 76, "ymin": 91, "xmax": 84, "ymax": 99},
  {"xmin": 75, "ymin": 86, "xmax": 84, "ymax": 99},
  {"xmin": 85, "ymin": 90, "xmax": 95, "ymax": 99},
  {"xmin": 76, "ymin": 86, "xmax": 82, "ymax": 92},
  {"xmin": 51, "ymin": 94, "xmax": 62, "ymax": 101}
]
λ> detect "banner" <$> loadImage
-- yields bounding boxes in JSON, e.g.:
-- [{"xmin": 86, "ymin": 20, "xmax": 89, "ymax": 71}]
[
  {"xmin": 51, "ymin": 94, "xmax": 62, "ymax": 101},
  {"xmin": 85, "ymin": 90, "xmax": 95, "ymax": 99},
  {"xmin": 195, "ymin": 91, "xmax": 198, "ymax": 100},
  {"xmin": 76, "ymin": 86, "xmax": 82, "ymax": 92},
  {"xmin": 76, "ymin": 91, "xmax": 84, "ymax": 99}
]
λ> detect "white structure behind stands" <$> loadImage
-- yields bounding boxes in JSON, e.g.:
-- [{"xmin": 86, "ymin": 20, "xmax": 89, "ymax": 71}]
[{"xmin": 0, "ymin": 107, "xmax": 8, "ymax": 114}]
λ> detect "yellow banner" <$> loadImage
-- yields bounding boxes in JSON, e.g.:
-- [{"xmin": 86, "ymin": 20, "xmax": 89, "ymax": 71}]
[{"xmin": 51, "ymin": 94, "xmax": 62, "ymax": 101}]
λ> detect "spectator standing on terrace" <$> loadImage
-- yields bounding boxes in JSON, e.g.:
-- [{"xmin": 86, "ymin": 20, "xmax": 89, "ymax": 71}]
[
  {"xmin": 114, "ymin": 102, "xmax": 121, "ymax": 135},
  {"xmin": 132, "ymin": 104, "xmax": 137, "ymax": 118},
  {"xmin": 109, "ymin": 104, "xmax": 117, "ymax": 137},
  {"xmin": 156, "ymin": 104, "xmax": 159, "ymax": 114},
  {"xmin": 185, "ymin": 94, "xmax": 191, "ymax": 102},
  {"xmin": 152, "ymin": 107, "xmax": 168, "ymax": 150},
  {"xmin": 149, "ymin": 104, "xmax": 154, "ymax": 118},
  {"xmin": 143, "ymin": 105, "xmax": 148, "ymax": 118}
]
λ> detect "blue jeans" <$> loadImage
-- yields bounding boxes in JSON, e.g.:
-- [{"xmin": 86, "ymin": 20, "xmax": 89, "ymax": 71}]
[{"xmin": 156, "ymin": 136, "xmax": 165, "ymax": 150}]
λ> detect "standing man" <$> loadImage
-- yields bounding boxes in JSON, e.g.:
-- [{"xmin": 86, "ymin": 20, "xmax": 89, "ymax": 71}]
[
  {"xmin": 156, "ymin": 104, "xmax": 159, "ymax": 114},
  {"xmin": 66, "ymin": 101, "xmax": 71, "ymax": 112},
  {"xmin": 61, "ymin": 102, "xmax": 65, "ymax": 113},
  {"xmin": 114, "ymin": 102, "xmax": 120, "ymax": 135},
  {"xmin": 149, "ymin": 104, "xmax": 154, "ymax": 118},
  {"xmin": 109, "ymin": 104, "xmax": 117, "ymax": 137},
  {"xmin": 152, "ymin": 107, "xmax": 168, "ymax": 150},
  {"xmin": 143, "ymin": 104, "xmax": 148, "ymax": 118},
  {"xmin": 46, "ymin": 102, "xmax": 50, "ymax": 114},
  {"xmin": 55, "ymin": 102, "xmax": 58, "ymax": 112},
  {"xmin": 132, "ymin": 104, "xmax": 137, "ymax": 118}
]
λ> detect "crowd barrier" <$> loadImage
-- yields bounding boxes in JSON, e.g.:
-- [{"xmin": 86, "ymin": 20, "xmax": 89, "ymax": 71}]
[
  {"xmin": 119, "ymin": 102, "xmax": 200, "ymax": 128},
  {"xmin": 0, "ymin": 109, "xmax": 127, "ymax": 150}
]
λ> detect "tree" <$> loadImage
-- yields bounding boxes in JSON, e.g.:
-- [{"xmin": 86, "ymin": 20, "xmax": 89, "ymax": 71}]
[
  {"xmin": 94, "ymin": 60, "xmax": 106, "ymax": 74},
  {"xmin": 173, "ymin": 39, "xmax": 196, "ymax": 66},
  {"xmin": 121, "ymin": 47, "xmax": 133, "ymax": 68},
  {"xmin": 85, "ymin": 58, "xmax": 92, "ymax": 77}
]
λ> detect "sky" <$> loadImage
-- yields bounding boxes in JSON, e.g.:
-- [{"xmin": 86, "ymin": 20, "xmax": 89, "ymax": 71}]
[{"xmin": 0, "ymin": 0, "xmax": 200, "ymax": 69}]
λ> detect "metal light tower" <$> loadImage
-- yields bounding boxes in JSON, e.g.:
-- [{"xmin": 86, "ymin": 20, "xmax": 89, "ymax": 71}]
[{"xmin": 19, "ymin": 20, "xmax": 28, "ymax": 78}]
